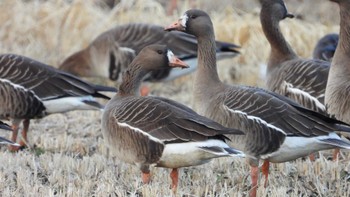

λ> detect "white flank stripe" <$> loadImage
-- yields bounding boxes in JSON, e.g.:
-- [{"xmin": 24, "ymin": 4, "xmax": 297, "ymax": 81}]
[
  {"xmin": 223, "ymin": 105, "xmax": 286, "ymax": 135},
  {"xmin": 283, "ymin": 81, "xmax": 326, "ymax": 111},
  {"xmin": 117, "ymin": 122, "xmax": 163, "ymax": 144},
  {"xmin": 43, "ymin": 96, "xmax": 101, "ymax": 114},
  {"xmin": 180, "ymin": 14, "xmax": 188, "ymax": 28},
  {"xmin": 120, "ymin": 47, "xmax": 135, "ymax": 54}
]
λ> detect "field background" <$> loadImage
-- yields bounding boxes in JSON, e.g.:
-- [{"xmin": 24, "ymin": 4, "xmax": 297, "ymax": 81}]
[{"xmin": 0, "ymin": 0, "xmax": 348, "ymax": 196}]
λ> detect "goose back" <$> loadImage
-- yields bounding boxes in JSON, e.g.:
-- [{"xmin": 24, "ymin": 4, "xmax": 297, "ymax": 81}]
[{"xmin": 0, "ymin": 54, "xmax": 114, "ymax": 101}]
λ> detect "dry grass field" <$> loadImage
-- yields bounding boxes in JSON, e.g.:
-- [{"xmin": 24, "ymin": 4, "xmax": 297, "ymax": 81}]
[{"xmin": 0, "ymin": 0, "xmax": 348, "ymax": 196}]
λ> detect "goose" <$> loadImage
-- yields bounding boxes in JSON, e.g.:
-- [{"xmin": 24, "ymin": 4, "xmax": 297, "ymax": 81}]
[
  {"xmin": 165, "ymin": 9, "xmax": 350, "ymax": 197},
  {"xmin": 59, "ymin": 23, "xmax": 240, "ymax": 95},
  {"xmin": 101, "ymin": 44, "xmax": 245, "ymax": 194},
  {"xmin": 326, "ymin": 0, "xmax": 350, "ymax": 128},
  {"xmin": 313, "ymin": 33, "xmax": 339, "ymax": 62},
  {"xmin": 260, "ymin": 0, "xmax": 330, "ymax": 115},
  {"xmin": 0, "ymin": 54, "xmax": 116, "ymax": 151},
  {"xmin": 0, "ymin": 121, "xmax": 19, "ymax": 146}
]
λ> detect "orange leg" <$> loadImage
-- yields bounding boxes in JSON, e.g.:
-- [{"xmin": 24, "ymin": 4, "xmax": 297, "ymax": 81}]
[
  {"xmin": 142, "ymin": 171, "xmax": 151, "ymax": 184},
  {"xmin": 333, "ymin": 148, "xmax": 340, "ymax": 161},
  {"xmin": 140, "ymin": 85, "xmax": 150, "ymax": 96},
  {"xmin": 309, "ymin": 153, "xmax": 316, "ymax": 162},
  {"xmin": 261, "ymin": 160, "xmax": 270, "ymax": 188},
  {"xmin": 18, "ymin": 119, "xmax": 30, "ymax": 148},
  {"xmin": 167, "ymin": 0, "xmax": 177, "ymax": 15},
  {"xmin": 170, "ymin": 168, "xmax": 179, "ymax": 195},
  {"xmin": 250, "ymin": 166, "xmax": 258, "ymax": 197},
  {"xmin": 8, "ymin": 121, "xmax": 20, "ymax": 151}
]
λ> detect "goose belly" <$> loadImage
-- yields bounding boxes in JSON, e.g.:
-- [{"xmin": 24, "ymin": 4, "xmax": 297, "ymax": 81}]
[
  {"xmin": 157, "ymin": 140, "xmax": 230, "ymax": 169},
  {"xmin": 262, "ymin": 136, "xmax": 334, "ymax": 163}
]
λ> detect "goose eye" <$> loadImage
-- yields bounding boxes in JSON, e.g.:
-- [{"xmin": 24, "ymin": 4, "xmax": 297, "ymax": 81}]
[
  {"xmin": 190, "ymin": 15, "xmax": 197, "ymax": 19},
  {"xmin": 157, "ymin": 50, "xmax": 163, "ymax": 54}
]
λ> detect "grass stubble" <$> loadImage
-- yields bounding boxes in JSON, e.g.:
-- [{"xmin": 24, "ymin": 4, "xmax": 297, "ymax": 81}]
[{"xmin": 0, "ymin": 0, "xmax": 348, "ymax": 196}]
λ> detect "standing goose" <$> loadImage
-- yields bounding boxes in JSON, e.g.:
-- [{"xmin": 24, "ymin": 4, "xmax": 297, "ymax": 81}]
[
  {"xmin": 326, "ymin": 0, "xmax": 350, "ymax": 127},
  {"xmin": 0, "ymin": 121, "xmax": 18, "ymax": 146},
  {"xmin": 165, "ymin": 9, "xmax": 350, "ymax": 197},
  {"xmin": 260, "ymin": 0, "xmax": 330, "ymax": 115},
  {"xmin": 101, "ymin": 44, "xmax": 245, "ymax": 194},
  {"xmin": 0, "ymin": 54, "xmax": 116, "ymax": 150},
  {"xmin": 313, "ymin": 33, "xmax": 339, "ymax": 62},
  {"xmin": 59, "ymin": 23, "xmax": 240, "ymax": 95}
]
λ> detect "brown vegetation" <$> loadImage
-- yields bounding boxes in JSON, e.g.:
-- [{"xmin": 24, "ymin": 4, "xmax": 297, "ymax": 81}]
[{"xmin": 0, "ymin": 0, "xmax": 348, "ymax": 196}]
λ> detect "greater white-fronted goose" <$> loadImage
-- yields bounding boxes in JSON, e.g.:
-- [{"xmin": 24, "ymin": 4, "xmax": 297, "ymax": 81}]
[
  {"xmin": 313, "ymin": 33, "xmax": 339, "ymax": 62},
  {"xmin": 59, "ymin": 23, "xmax": 239, "ymax": 84},
  {"xmin": 260, "ymin": 0, "xmax": 330, "ymax": 115},
  {"xmin": 165, "ymin": 9, "xmax": 350, "ymax": 197},
  {"xmin": 326, "ymin": 1, "xmax": 350, "ymax": 127},
  {"xmin": 0, "ymin": 121, "xmax": 18, "ymax": 146},
  {"xmin": 0, "ymin": 54, "xmax": 116, "ymax": 150},
  {"xmin": 101, "ymin": 44, "xmax": 245, "ymax": 194}
]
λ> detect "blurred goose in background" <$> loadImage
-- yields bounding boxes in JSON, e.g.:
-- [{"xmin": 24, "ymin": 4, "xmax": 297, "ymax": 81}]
[
  {"xmin": 313, "ymin": 33, "xmax": 339, "ymax": 62},
  {"xmin": 0, "ymin": 121, "xmax": 19, "ymax": 146},
  {"xmin": 165, "ymin": 9, "xmax": 350, "ymax": 197},
  {"xmin": 0, "ymin": 54, "xmax": 116, "ymax": 151},
  {"xmin": 59, "ymin": 23, "xmax": 240, "ymax": 95},
  {"xmin": 260, "ymin": 0, "xmax": 330, "ymax": 115},
  {"xmin": 326, "ymin": 0, "xmax": 350, "ymax": 129},
  {"xmin": 101, "ymin": 44, "xmax": 245, "ymax": 194}
]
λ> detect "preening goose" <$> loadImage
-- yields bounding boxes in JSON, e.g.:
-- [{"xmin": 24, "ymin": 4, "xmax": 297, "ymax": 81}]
[
  {"xmin": 165, "ymin": 9, "xmax": 350, "ymax": 197},
  {"xmin": 260, "ymin": 0, "xmax": 330, "ymax": 115},
  {"xmin": 59, "ymin": 23, "xmax": 239, "ymax": 84},
  {"xmin": 0, "ymin": 121, "xmax": 18, "ymax": 146},
  {"xmin": 313, "ymin": 33, "xmax": 339, "ymax": 62},
  {"xmin": 101, "ymin": 44, "xmax": 244, "ymax": 194},
  {"xmin": 326, "ymin": 0, "xmax": 350, "ymax": 126},
  {"xmin": 0, "ymin": 54, "xmax": 116, "ymax": 150}
]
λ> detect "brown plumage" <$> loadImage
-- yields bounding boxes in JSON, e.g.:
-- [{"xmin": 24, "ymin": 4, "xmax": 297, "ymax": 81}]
[
  {"xmin": 165, "ymin": 9, "xmax": 350, "ymax": 197},
  {"xmin": 260, "ymin": 0, "xmax": 330, "ymax": 115},
  {"xmin": 101, "ymin": 44, "xmax": 244, "ymax": 194},
  {"xmin": 326, "ymin": 0, "xmax": 350, "ymax": 124},
  {"xmin": 59, "ymin": 23, "xmax": 240, "ymax": 82},
  {"xmin": 0, "ymin": 54, "xmax": 116, "ymax": 150}
]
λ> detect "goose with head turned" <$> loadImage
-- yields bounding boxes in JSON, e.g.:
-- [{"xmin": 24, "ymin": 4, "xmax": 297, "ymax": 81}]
[
  {"xmin": 260, "ymin": 0, "xmax": 330, "ymax": 115},
  {"xmin": 59, "ymin": 23, "xmax": 240, "ymax": 95},
  {"xmin": 165, "ymin": 9, "xmax": 350, "ymax": 197},
  {"xmin": 0, "ymin": 54, "xmax": 116, "ymax": 151},
  {"xmin": 326, "ymin": 0, "xmax": 350, "ymax": 128},
  {"xmin": 101, "ymin": 44, "xmax": 245, "ymax": 194},
  {"xmin": 313, "ymin": 33, "xmax": 339, "ymax": 62}
]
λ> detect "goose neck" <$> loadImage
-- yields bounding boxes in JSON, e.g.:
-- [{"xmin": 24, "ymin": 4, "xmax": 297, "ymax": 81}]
[
  {"xmin": 118, "ymin": 62, "xmax": 144, "ymax": 96},
  {"xmin": 260, "ymin": 10, "xmax": 297, "ymax": 67},
  {"xmin": 195, "ymin": 35, "xmax": 221, "ymax": 86}
]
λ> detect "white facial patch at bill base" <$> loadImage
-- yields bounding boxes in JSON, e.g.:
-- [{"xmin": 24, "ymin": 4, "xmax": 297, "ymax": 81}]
[
  {"xmin": 180, "ymin": 14, "xmax": 188, "ymax": 28},
  {"xmin": 167, "ymin": 50, "xmax": 176, "ymax": 63}
]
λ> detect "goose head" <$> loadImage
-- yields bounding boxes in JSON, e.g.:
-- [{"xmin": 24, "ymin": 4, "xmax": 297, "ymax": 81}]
[
  {"xmin": 132, "ymin": 44, "xmax": 189, "ymax": 72},
  {"xmin": 260, "ymin": 0, "xmax": 294, "ymax": 21},
  {"xmin": 164, "ymin": 9, "xmax": 214, "ymax": 38}
]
